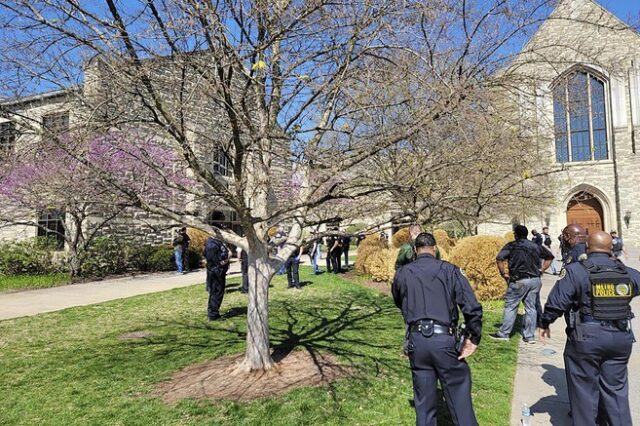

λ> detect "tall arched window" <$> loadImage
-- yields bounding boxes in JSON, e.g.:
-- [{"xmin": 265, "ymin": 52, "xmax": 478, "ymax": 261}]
[{"xmin": 553, "ymin": 70, "xmax": 608, "ymax": 163}]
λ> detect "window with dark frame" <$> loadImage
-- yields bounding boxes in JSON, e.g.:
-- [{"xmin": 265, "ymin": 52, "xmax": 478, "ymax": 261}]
[
  {"xmin": 37, "ymin": 209, "xmax": 66, "ymax": 250},
  {"xmin": 212, "ymin": 149, "xmax": 232, "ymax": 177},
  {"xmin": 42, "ymin": 112, "xmax": 69, "ymax": 138},
  {"xmin": 0, "ymin": 121, "xmax": 17, "ymax": 153},
  {"xmin": 553, "ymin": 70, "xmax": 609, "ymax": 163}
]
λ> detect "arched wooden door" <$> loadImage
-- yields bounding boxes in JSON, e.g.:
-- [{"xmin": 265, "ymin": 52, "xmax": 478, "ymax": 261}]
[{"xmin": 566, "ymin": 192, "xmax": 604, "ymax": 235}]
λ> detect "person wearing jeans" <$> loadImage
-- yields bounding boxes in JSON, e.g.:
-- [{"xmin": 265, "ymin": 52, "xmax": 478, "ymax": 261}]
[
  {"xmin": 492, "ymin": 224, "xmax": 554, "ymax": 343},
  {"xmin": 496, "ymin": 277, "xmax": 542, "ymax": 342},
  {"xmin": 308, "ymin": 237, "xmax": 321, "ymax": 274},
  {"xmin": 286, "ymin": 246, "xmax": 303, "ymax": 289}
]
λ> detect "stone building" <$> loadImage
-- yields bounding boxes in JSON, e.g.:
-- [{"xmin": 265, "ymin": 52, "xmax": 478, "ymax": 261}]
[
  {"xmin": 478, "ymin": 0, "xmax": 640, "ymax": 246},
  {"xmin": 0, "ymin": 57, "xmax": 245, "ymax": 248}
]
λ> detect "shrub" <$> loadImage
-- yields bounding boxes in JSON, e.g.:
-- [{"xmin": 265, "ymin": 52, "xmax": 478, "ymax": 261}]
[
  {"xmin": 366, "ymin": 248, "xmax": 399, "ymax": 282},
  {"xmin": 355, "ymin": 234, "xmax": 387, "ymax": 274},
  {"xmin": 186, "ymin": 227, "xmax": 210, "ymax": 255},
  {"xmin": 130, "ymin": 245, "xmax": 202, "ymax": 272},
  {"xmin": 447, "ymin": 235, "xmax": 507, "ymax": 300},
  {"xmin": 0, "ymin": 238, "xmax": 59, "ymax": 276},
  {"xmin": 80, "ymin": 237, "xmax": 131, "ymax": 278},
  {"xmin": 504, "ymin": 231, "xmax": 515, "ymax": 242},
  {"xmin": 391, "ymin": 228, "xmax": 411, "ymax": 248},
  {"xmin": 433, "ymin": 229, "xmax": 455, "ymax": 253}
]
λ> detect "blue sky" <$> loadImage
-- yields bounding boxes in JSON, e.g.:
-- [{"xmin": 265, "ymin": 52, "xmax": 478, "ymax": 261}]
[{"xmin": 597, "ymin": 0, "xmax": 640, "ymax": 25}]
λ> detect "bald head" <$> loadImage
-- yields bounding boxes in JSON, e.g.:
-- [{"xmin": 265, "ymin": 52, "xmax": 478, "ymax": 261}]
[
  {"xmin": 563, "ymin": 224, "xmax": 587, "ymax": 247},
  {"xmin": 587, "ymin": 231, "xmax": 613, "ymax": 255}
]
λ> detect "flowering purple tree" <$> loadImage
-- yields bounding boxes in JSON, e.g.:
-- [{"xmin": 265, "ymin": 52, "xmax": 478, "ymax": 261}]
[{"xmin": 0, "ymin": 134, "xmax": 190, "ymax": 278}]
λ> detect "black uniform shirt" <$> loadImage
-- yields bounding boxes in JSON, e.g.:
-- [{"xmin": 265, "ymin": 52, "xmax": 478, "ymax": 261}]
[
  {"xmin": 540, "ymin": 252, "xmax": 640, "ymax": 330},
  {"xmin": 563, "ymin": 242, "xmax": 586, "ymax": 265},
  {"xmin": 392, "ymin": 253, "xmax": 483, "ymax": 345},
  {"xmin": 496, "ymin": 238, "xmax": 554, "ymax": 280}
]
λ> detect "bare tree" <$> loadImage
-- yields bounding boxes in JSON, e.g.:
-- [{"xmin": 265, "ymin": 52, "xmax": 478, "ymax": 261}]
[{"xmin": 0, "ymin": 0, "xmax": 584, "ymax": 371}]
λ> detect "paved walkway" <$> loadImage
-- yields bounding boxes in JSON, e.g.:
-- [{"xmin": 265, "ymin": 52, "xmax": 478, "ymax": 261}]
[
  {"xmin": 509, "ymin": 274, "xmax": 640, "ymax": 425},
  {"xmin": 0, "ymin": 262, "xmax": 241, "ymax": 321}
]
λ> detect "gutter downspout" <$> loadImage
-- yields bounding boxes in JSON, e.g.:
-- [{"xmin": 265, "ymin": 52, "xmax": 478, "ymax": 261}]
[{"xmin": 608, "ymin": 75, "xmax": 623, "ymax": 236}]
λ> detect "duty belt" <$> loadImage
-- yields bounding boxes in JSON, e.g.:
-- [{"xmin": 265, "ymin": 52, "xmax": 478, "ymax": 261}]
[
  {"xmin": 581, "ymin": 314, "xmax": 627, "ymax": 328},
  {"xmin": 409, "ymin": 320, "xmax": 454, "ymax": 335}
]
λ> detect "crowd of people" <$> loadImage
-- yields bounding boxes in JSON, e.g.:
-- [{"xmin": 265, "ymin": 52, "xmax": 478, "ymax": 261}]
[
  {"xmin": 173, "ymin": 222, "xmax": 637, "ymax": 425},
  {"xmin": 390, "ymin": 223, "xmax": 637, "ymax": 425}
]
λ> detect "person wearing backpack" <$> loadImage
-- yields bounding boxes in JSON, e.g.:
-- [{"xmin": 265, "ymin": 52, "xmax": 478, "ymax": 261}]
[{"xmin": 203, "ymin": 237, "xmax": 230, "ymax": 321}]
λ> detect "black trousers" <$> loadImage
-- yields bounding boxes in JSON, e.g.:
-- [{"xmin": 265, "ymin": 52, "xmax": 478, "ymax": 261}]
[
  {"xmin": 408, "ymin": 332, "xmax": 478, "ymax": 426},
  {"xmin": 285, "ymin": 257, "xmax": 300, "ymax": 288},
  {"xmin": 241, "ymin": 257, "xmax": 249, "ymax": 293},
  {"xmin": 331, "ymin": 250, "xmax": 341, "ymax": 274},
  {"xmin": 206, "ymin": 267, "xmax": 226, "ymax": 318},
  {"xmin": 563, "ymin": 323, "xmax": 633, "ymax": 426},
  {"xmin": 326, "ymin": 250, "xmax": 332, "ymax": 273}
]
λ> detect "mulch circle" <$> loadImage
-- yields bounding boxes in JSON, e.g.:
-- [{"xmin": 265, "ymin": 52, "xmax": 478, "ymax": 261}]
[{"xmin": 154, "ymin": 350, "xmax": 350, "ymax": 403}]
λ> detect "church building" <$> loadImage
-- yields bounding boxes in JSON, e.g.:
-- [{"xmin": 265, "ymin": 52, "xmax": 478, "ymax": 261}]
[{"xmin": 479, "ymin": 0, "xmax": 640, "ymax": 245}]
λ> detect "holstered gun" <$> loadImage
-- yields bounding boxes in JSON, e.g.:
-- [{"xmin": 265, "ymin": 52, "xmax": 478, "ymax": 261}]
[
  {"xmin": 454, "ymin": 323, "xmax": 467, "ymax": 354},
  {"xmin": 569, "ymin": 311, "xmax": 584, "ymax": 342}
]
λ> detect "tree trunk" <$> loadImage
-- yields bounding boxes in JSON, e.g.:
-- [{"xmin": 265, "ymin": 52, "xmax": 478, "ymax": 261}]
[
  {"xmin": 240, "ymin": 250, "xmax": 276, "ymax": 371},
  {"xmin": 67, "ymin": 247, "xmax": 82, "ymax": 281}
]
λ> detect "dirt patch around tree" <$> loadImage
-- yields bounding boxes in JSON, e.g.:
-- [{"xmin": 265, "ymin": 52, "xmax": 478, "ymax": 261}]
[{"xmin": 154, "ymin": 350, "xmax": 350, "ymax": 403}]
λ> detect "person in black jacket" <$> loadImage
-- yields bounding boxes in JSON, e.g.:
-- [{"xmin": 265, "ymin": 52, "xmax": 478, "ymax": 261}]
[
  {"xmin": 203, "ymin": 237, "xmax": 230, "ymax": 321},
  {"xmin": 392, "ymin": 233, "xmax": 483, "ymax": 426}
]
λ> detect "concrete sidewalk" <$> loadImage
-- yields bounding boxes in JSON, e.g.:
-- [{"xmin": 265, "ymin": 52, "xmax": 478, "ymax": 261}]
[
  {"xmin": 0, "ymin": 262, "xmax": 241, "ymax": 321},
  {"xmin": 509, "ymin": 274, "xmax": 640, "ymax": 425}
]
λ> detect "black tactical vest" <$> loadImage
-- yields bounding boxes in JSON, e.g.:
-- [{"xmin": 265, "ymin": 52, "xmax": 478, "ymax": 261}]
[{"xmin": 580, "ymin": 259, "xmax": 634, "ymax": 321}]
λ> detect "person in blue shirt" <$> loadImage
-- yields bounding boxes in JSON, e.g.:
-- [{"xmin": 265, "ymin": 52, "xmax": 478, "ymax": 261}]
[{"xmin": 539, "ymin": 231, "xmax": 638, "ymax": 426}]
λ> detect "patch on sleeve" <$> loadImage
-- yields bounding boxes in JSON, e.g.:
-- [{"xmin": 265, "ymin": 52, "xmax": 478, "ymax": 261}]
[
  {"xmin": 459, "ymin": 268, "xmax": 467, "ymax": 278},
  {"xmin": 559, "ymin": 268, "xmax": 567, "ymax": 279}
]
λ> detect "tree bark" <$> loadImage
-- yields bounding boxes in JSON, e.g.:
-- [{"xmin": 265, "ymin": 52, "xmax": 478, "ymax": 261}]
[{"xmin": 240, "ymin": 249, "xmax": 276, "ymax": 371}]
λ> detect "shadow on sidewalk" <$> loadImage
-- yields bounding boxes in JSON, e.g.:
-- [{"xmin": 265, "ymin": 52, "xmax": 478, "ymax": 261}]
[{"xmin": 530, "ymin": 363, "xmax": 571, "ymax": 425}]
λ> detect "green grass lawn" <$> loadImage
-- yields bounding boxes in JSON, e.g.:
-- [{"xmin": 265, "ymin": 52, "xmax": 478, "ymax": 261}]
[
  {"xmin": 0, "ymin": 273, "xmax": 71, "ymax": 293},
  {"xmin": 0, "ymin": 268, "xmax": 518, "ymax": 425}
]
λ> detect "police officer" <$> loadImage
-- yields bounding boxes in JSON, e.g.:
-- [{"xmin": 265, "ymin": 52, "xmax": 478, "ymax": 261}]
[
  {"xmin": 392, "ymin": 233, "xmax": 483, "ymax": 426},
  {"xmin": 203, "ymin": 236, "xmax": 230, "ymax": 321},
  {"xmin": 561, "ymin": 224, "xmax": 587, "ymax": 265},
  {"xmin": 325, "ymin": 234, "xmax": 334, "ymax": 273},
  {"xmin": 329, "ymin": 228, "xmax": 343, "ymax": 274},
  {"xmin": 240, "ymin": 249, "xmax": 249, "ymax": 294},
  {"xmin": 492, "ymin": 225, "xmax": 554, "ymax": 343},
  {"xmin": 539, "ymin": 231, "xmax": 638, "ymax": 426}
]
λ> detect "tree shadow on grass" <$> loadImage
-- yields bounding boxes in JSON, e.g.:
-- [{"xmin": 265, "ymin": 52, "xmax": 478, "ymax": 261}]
[{"xmin": 123, "ymin": 293, "xmax": 405, "ymax": 384}]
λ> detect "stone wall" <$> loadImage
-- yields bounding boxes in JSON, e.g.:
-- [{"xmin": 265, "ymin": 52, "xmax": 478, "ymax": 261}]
[{"xmin": 479, "ymin": 0, "xmax": 640, "ymax": 246}]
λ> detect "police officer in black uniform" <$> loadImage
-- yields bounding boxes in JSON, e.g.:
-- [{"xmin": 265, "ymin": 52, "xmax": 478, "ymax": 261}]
[
  {"xmin": 392, "ymin": 233, "xmax": 483, "ymax": 426},
  {"xmin": 240, "ymin": 249, "xmax": 249, "ymax": 294},
  {"xmin": 203, "ymin": 237, "xmax": 230, "ymax": 321},
  {"xmin": 561, "ymin": 224, "xmax": 587, "ymax": 266},
  {"xmin": 539, "ymin": 231, "xmax": 638, "ymax": 426}
]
